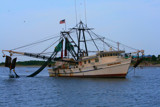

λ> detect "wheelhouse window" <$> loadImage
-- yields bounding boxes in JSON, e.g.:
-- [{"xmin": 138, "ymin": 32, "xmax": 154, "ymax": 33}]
[{"xmin": 88, "ymin": 60, "xmax": 91, "ymax": 63}]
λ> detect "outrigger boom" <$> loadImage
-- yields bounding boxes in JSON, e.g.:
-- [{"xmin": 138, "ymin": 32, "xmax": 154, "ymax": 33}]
[{"xmin": 2, "ymin": 50, "xmax": 77, "ymax": 63}]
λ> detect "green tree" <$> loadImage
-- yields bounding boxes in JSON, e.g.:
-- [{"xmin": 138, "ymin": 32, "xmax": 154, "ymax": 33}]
[
  {"xmin": 158, "ymin": 55, "xmax": 160, "ymax": 61},
  {"xmin": 152, "ymin": 55, "xmax": 157, "ymax": 61}
]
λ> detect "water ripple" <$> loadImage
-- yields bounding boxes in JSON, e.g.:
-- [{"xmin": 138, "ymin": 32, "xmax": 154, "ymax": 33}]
[{"xmin": 0, "ymin": 67, "xmax": 160, "ymax": 107}]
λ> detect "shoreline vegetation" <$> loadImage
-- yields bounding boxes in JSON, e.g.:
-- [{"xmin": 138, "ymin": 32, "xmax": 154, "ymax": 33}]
[
  {"xmin": 0, "ymin": 61, "xmax": 46, "ymax": 67},
  {"xmin": 0, "ymin": 55, "xmax": 160, "ymax": 67}
]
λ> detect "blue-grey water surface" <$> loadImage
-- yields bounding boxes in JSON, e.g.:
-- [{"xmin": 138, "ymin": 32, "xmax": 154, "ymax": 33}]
[{"xmin": 0, "ymin": 67, "xmax": 160, "ymax": 107}]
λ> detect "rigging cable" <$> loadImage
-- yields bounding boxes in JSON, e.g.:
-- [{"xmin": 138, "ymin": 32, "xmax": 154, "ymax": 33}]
[
  {"xmin": 96, "ymin": 33, "xmax": 138, "ymax": 51},
  {"xmin": 90, "ymin": 31, "xmax": 117, "ymax": 50},
  {"xmin": 90, "ymin": 30, "xmax": 138, "ymax": 51},
  {"xmin": 86, "ymin": 30, "xmax": 99, "ymax": 51},
  {"xmin": 39, "ymin": 39, "xmax": 60, "ymax": 55},
  {"xmin": 27, "ymin": 37, "xmax": 62, "ymax": 77},
  {"xmin": 11, "ymin": 35, "xmax": 60, "ymax": 50},
  {"xmin": 104, "ymin": 37, "xmax": 138, "ymax": 51},
  {"xmin": 119, "ymin": 43, "xmax": 138, "ymax": 51}
]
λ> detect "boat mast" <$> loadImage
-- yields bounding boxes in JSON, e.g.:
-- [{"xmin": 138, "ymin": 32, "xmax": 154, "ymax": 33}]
[
  {"xmin": 77, "ymin": 23, "xmax": 81, "ymax": 59},
  {"xmin": 61, "ymin": 31, "xmax": 78, "ymax": 60},
  {"xmin": 77, "ymin": 21, "xmax": 88, "ymax": 60},
  {"xmin": 82, "ymin": 22, "xmax": 88, "ymax": 56}
]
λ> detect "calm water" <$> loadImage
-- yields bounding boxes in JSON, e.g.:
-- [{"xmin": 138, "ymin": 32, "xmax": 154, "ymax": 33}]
[{"xmin": 0, "ymin": 67, "xmax": 160, "ymax": 107}]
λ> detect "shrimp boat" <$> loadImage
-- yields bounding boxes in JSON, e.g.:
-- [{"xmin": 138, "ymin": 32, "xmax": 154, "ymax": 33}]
[
  {"xmin": 47, "ymin": 21, "xmax": 142, "ymax": 78},
  {"xmin": 2, "ymin": 21, "xmax": 144, "ymax": 78}
]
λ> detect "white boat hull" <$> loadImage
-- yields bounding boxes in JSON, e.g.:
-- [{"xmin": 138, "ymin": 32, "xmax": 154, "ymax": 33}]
[{"xmin": 48, "ymin": 59, "xmax": 131, "ymax": 78}]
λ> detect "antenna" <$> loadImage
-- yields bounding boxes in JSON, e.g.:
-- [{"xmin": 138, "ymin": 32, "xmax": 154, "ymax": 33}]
[
  {"xmin": 75, "ymin": 0, "xmax": 78, "ymax": 25},
  {"xmin": 75, "ymin": 0, "xmax": 87, "ymax": 24},
  {"xmin": 84, "ymin": 0, "xmax": 87, "ymax": 25}
]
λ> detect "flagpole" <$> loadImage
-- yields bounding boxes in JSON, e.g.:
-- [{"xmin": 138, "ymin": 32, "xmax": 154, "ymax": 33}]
[
  {"xmin": 60, "ymin": 19, "xmax": 66, "ymax": 31},
  {"xmin": 65, "ymin": 22, "xmax": 66, "ymax": 31}
]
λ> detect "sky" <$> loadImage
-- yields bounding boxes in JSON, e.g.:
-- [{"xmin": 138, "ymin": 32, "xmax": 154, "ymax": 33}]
[{"xmin": 0, "ymin": 0, "xmax": 160, "ymax": 62}]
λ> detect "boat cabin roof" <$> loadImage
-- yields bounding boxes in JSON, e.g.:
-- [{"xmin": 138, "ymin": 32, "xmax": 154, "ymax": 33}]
[
  {"xmin": 80, "ymin": 51, "xmax": 125, "ymax": 61},
  {"xmin": 97, "ymin": 51, "xmax": 125, "ymax": 55}
]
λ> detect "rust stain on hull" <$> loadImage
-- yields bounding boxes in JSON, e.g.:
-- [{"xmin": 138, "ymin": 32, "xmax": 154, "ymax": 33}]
[{"xmin": 50, "ymin": 73, "xmax": 127, "ymax": 78}]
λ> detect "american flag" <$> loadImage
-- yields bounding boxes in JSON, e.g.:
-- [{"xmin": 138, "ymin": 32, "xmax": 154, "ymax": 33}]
[{"xmin": 59, "ymin": 19, "xmax": 65, "ymax": 24}]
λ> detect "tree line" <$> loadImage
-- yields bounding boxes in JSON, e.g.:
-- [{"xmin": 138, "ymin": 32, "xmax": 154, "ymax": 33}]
[
  {"xmin": 143, "ymin": 55, "xmax": 160, "ymax": 64},
  {"xmin": 0, "ymin": 60, "xmax": 46, "ymax": 66},
  {"xmin": 0, "ymin": 55, "xmax": 160, "ymax": 66}
]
